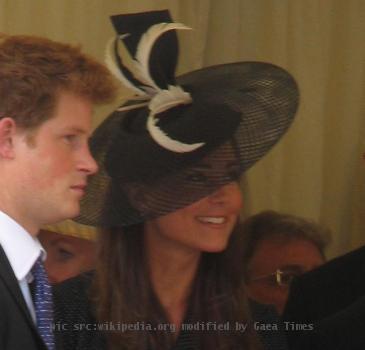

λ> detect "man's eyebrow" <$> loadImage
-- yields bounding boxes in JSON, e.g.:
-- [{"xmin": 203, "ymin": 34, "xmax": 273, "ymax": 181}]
[{"xmin": 62, "ymin": 126, "xmax": 88, "ymax": 135}]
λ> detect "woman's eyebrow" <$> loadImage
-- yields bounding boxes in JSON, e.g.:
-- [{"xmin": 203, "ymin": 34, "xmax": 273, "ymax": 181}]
[
  {"xmin": 190, "ymin": 163, "xmax": 212, "ymax": 170},
  {"xmin": 190, "ymin": 161, "xmax": 239, "ymax": 171},
  {"xmin": 226, "ymin": 161, "xmax": 239, "ymax": 168}
]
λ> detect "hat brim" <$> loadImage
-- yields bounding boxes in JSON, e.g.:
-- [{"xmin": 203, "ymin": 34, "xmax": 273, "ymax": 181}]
[
  {"xmin": 42, "ymin": 219, "xmax": 98, "ymax": 241},
  {"xmin": 75, "ymin": 61, "xmax": 299, "ymax": 227}
]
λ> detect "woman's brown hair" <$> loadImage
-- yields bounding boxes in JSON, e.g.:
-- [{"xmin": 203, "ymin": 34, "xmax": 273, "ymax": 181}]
[{"xmin": 93, "ymin": 223, "xmax": 262, "ymax": 350}]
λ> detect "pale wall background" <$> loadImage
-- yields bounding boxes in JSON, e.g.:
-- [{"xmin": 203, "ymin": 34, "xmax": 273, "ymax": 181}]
[{"xmin": 1, "ymin": 0, "xmax": 364, "ymax": 258}]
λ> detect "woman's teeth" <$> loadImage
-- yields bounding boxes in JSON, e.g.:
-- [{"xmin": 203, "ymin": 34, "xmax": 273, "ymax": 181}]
[{"xmin": 197, "ymin": 216, "xmax": 226, "ymax": 224}]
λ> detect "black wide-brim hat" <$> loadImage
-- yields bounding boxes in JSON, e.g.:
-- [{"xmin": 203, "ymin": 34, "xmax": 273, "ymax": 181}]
[{"xmin": 75, "ymin": 10, "xmax": 299, "ymax": 227}]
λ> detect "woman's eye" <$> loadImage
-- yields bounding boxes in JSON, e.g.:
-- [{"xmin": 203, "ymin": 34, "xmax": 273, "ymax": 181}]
[
  {"xmin": 186, "ymin": 173, "xmax": 208, "ymax": 183},
  {"xmin": 226, "ymin": 170, "xmax": 240, "ymax": 181}
]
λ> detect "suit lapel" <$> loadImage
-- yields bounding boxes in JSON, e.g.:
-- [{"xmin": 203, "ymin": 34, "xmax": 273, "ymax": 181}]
[{"xmin": 0, "ymin": 245, "xmax": 38, "ymax": 330}]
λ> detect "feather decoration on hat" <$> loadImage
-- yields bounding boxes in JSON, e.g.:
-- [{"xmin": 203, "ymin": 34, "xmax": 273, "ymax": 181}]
[
  {"xmin": 105, "ymin": 20, "xmax": 204, "ymax": 153},
  {"xmin": 105, "ymin": 35, "xmax": 148, "ymax": 97},
  {"xmin": 149, "ymin": 85, "xmax": 192, "ymax": 114},
  {"xmin": 147, "ymin": 85, "xmax": 204, "ymax": 153},
  {"xmin": 133, "ymin": 22, "xmax": 191, "ymax": 91},
  {"xmin": 105, "ymin": 23, "xmax": 191, "ymax": 97}
]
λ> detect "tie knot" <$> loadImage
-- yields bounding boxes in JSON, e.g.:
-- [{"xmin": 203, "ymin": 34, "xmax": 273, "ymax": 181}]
[
  {"xmin": 32, "ymin": 256, "xmax": 42, "ymax": 269},
  {"xmin": 31, "ymin": 257, "xmax": 47, "ymax": 280}
]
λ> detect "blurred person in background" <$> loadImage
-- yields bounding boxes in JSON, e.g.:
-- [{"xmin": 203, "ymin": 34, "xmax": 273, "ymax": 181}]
[
  {"xmin": 242, "ymin": 210, "xmax": 330, "ymax": 314},
  {"xmin": 39, "ymin": 220, "xmax": 97, "ymax": 284}
]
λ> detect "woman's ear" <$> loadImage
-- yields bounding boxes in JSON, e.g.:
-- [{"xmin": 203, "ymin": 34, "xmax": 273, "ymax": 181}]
[{"xmin": 0, "ymin": 117, "xmax": 17, "ymax": 159}]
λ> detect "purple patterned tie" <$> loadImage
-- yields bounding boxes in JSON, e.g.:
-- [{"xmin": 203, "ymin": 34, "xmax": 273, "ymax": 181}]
[{"xmin": 31, "ymin": 257, "xmax": 55, "ymax": 350}]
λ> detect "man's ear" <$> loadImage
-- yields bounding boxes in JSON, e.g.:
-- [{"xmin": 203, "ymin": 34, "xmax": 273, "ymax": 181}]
[{"xmin": 0, "ymin": 117, "xmax": 17, "ymax": 159}]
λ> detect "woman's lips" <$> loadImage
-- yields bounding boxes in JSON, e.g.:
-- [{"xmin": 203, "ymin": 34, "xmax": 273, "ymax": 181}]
[{"xmin": 196, "ymin": 216, "xmax": 227, "ymax": 224}]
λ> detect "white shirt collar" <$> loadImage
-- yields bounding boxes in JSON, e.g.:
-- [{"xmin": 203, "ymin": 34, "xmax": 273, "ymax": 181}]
[{"xmin": 0, "ymin": 210, "xmax": 45, "ymax": 281}]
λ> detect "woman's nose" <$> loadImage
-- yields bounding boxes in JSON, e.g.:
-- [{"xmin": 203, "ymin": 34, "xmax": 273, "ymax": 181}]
[{"xmin": 208, "ymin": 182, "xmax": 242, "ymax": 205}]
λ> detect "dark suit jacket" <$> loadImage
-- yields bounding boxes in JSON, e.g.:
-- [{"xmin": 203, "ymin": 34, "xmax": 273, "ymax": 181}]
[
  {"xmin": 311, "ymin": 294, "xmax": 365, "ymax": 350},
  {"xmin": 283, "ymin": 245, "xmax": 365, "ymax": 349},
  {"xmin": 283, "ymin": 294, "xmax": 365, "ymax": 350},
  {"xmin": 54, "ymin": 272, "xmax": 288, "ymax": 350},
  {"xmin": 0, "ymin": 245, "xmax": 47, "ymax": 350}
]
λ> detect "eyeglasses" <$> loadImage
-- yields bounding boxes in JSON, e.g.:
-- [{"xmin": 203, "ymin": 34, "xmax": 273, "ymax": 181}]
[{"xmin": 249, "ymin": 267, "xmax": 304, "ymax": 287}]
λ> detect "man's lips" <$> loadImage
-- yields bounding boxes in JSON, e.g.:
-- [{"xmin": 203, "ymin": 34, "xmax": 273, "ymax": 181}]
[{"xmin": 70, "ymin": 184, "xmax": 86, "ymax": 195}]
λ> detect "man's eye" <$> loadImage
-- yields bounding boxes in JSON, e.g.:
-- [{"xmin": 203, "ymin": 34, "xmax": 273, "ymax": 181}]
[
  {"xmin": 279, "ymin": 273, "xmax": 297, "ymax": 285},
  {"xmin": 266, "ymin": 276, "xmax": 280, "ymax": 287},
  {"xmin": 63, "ymin": 135, "xmax": 78, "ymax": 144}
]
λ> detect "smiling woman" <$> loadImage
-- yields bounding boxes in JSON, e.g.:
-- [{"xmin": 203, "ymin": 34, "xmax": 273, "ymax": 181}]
[
  {"xmin": 53, "ymin": 9, "xmax": 299, "ymax": 350},
  {"xmin": 144, "ymin": 181, "xmax": 242, "ymax": 256}
]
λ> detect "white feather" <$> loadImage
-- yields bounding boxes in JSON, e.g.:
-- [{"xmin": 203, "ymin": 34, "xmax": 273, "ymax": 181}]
[
  {"xmin": 146, "ymin": 86, "xmax": 205, "ymax": 153},
  {"xmin": 104, "ymin": 35, "xmax": 147, "ymax": 96},
  {"xmin": 117, "ymin": 101, "xmax": 149, "ymax": 112},
  {"xmin": 141, "ymin": 86, "xmax": 158, "ymax": 97},
  {"xmin": 149, "ymin": 85, "xmax": 192, "ymax": 114},
  {"xmin": 134, "ymin": 23, "xmax": 192, "ymax": 91},
  {"xmin": 147, "ymin": 115, "xmax": 205, "ymax": 153}
]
